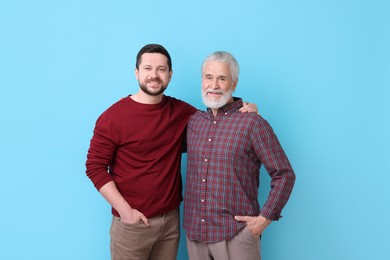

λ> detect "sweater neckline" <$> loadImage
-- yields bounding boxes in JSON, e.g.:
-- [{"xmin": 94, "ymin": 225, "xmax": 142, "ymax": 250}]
[{"xmin": 126, "ymin": 95, "xmax": 167, "ymax": 110}]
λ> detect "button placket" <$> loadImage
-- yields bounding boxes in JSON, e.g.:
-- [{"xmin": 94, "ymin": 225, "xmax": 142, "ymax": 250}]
[{"xmin": 200, "ymin": 116, "xmax": 219, "ymax": 237}]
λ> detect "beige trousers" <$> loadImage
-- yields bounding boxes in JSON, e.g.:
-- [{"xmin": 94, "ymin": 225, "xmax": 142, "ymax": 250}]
[
  {"xmin": 186, "ymin": 226, "xmax": 261, "ymax": 260},
  {"xmin": 110, "ymin": 208, "xmax": 180, "ymax": 260}
]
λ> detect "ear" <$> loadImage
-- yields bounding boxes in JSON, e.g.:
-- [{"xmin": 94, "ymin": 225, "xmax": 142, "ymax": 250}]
[
  {"xmin": 135, "ymin": 68, "xmax": 139, "ymax": 80},
  {"xmin": 232, "ymin": 80, "xmax": 238, "ymax": 92},
  {"xmin": 169, "ymin": 70, "xmax": 173, "ymax": 81}
]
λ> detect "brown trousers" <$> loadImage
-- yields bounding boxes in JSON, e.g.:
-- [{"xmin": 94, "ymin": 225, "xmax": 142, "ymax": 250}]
[
  {"xmin": 186, "ymin": 226, "xmax": 261, "ymax": 260},
  {"xmin": 110, "ymin": 208, "xmax": 180, "ymax": 260}
]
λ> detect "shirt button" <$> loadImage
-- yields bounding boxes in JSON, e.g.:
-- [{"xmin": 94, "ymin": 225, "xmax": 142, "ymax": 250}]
[
  {"xmin": 201, "ymin": 199, "xmax": 205, "ymax": 202},
  {"xmin": 225, "ymin": 112, "xmax": 228, "ymax": 115},
  {"xmin": 208, "ymin": 138, "xmax": 212, "ymax": 142},
  {"xmin": 202, "ymin": 179, "xmax": 205, "ymax": 182},
  {"xmin": 213, "ymin": 121, "xmax": 217, "ymax": 124},
  {"xmin": 204, "ymin": 158, "xmax": 208, "ymax": 162},
  {"xmin": 201, "ymin": 219, "xmax": 205, "ymax": 222}
]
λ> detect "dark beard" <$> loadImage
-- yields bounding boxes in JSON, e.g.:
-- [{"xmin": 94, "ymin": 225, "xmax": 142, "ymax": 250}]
[{"xmin": 139, "ymin": 83, "xmax": 167, "ymax": 96}]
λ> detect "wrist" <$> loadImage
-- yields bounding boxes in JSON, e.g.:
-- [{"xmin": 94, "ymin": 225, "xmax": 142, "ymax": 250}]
[{"xmin": 258, "ymin": 215, "xmax": 272, "ymax": 226}]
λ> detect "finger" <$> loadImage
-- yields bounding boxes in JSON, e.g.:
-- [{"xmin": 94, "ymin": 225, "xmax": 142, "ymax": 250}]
[
  {"xmin": 140, "ymin": 215, "xmax": 150, "ymax": 227},
  {"xmin": 234, "ymin": 215, "xmax": 247, "ymax": 222}
]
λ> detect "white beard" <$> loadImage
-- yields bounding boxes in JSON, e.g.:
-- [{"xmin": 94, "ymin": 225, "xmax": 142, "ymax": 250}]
[{"xmin": 202, "ymin": 89, "xmax": 233, "ymax": 109}]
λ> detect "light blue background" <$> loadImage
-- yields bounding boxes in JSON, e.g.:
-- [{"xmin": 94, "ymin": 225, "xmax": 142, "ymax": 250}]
[{"xmin": 1, "ymin": 0, "xmax": 389, "ymax": 259}]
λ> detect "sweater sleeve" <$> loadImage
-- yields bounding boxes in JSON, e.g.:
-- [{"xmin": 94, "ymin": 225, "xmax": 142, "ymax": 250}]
[
  {"xmin": 251, "ymin": 117, "xmax": 296, "ymax": 221},
  {"xmin": 85, "ymin": 112, "xmax": 118, "ymax": 191},
  {"xmin": 182, "ymin": 104, "xmax": 198, "ymax": 153}
]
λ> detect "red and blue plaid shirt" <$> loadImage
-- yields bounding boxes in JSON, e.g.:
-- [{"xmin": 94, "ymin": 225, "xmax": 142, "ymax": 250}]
[{"xmin": 183, "ymin": 98, "xmax": 295, "ymax": 243}]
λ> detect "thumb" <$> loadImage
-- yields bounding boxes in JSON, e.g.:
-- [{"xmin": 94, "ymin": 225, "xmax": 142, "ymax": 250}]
[
  {"xmin": 234, "ymin": 215, "xmax": 247, "ymax": 222},
  {"xmin": 141, "ymin": 215, "xmax": 150, "ymax": 227}
]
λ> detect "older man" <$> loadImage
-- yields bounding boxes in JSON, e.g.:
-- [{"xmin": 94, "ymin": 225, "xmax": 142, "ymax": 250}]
[{"xmin": 184, "ymin": 51, "xmax": 296, "ymax": 260}]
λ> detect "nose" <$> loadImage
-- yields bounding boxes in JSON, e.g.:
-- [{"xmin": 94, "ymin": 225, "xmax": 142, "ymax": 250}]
[
  {"xmin": 149, "ymin": 69, "xmax": 158, "ymax": 78},
  {"xmin": 210, "ymin": 78, "xmax": 219, "ymax": 89}
]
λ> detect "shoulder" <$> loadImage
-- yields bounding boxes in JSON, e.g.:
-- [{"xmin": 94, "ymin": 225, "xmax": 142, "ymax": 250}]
[
  {"xmin": 232, "ymin": 112, "xmax": 273, "ymax": 132},
  {"xmin": 101, "ymin": 97, "xmax": 130, "ymax": 112},
  {"xmin": 164, "ymin": 95, "xmax": 197, "ymax": 113},
  {"xmin": 248, "ymin": 113, "xmax": 268, "ymax": 125},
  {"xmin": 165, "ymin": 95, "xmax": 192, "ymax": 106},
  {"xmin": 96, "ymin": 98, "xmax": 131, "ymax": 123},
  {"xmin": 232, "ymin": 110, "xmax": 265, "ymax": 122},
  {"xmin": 246, "ymin": 114, "xmax": 278, "ymax": 141},
  {"xmin": 187, "ymin": 110, "xmax": 208, "ymax": 129},
  {"xmin": 189, "ymin": 109, "xmax": 206, "ymax": 119}
]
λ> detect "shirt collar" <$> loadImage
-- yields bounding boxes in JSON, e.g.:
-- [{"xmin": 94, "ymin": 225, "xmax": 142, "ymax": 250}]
[{"xmin": 206, "ymin": 97, "xmax": 243, "ymax": 116}]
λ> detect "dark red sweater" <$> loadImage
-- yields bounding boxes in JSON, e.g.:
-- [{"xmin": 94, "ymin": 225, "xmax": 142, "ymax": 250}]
[{"xmin": 86, "ymin": 95, "xmax": 196, "ymax": 218}]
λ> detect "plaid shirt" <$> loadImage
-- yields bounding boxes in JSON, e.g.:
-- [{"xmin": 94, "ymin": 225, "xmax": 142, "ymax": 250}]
[{"xmin": 183, "ymin": 98, "xmax": 295, "ymax": 243}]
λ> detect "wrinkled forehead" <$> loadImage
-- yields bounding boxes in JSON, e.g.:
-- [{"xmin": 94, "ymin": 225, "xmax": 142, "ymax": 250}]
[{"xmin": 203, "ymin": 61, "xmax": 231, "ymax": 77}]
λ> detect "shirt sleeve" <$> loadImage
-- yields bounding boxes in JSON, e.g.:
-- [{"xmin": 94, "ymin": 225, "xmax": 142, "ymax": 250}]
[
  {"xmin": 85, "ymin": 112, "xmax": 118, "ymax": 191},
  {"xmin": 251, "ymin": 117, "xmax": 296, "ymax": 221}
]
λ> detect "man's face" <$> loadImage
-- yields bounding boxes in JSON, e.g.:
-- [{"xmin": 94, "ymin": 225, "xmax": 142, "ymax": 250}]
[
  {"xmin": 202, "ymin": 61, "xmax": 237, "ymax": 109},
  {"xmin": 135, "ymin": 53, "xmax": 172, "ymax": 96}
]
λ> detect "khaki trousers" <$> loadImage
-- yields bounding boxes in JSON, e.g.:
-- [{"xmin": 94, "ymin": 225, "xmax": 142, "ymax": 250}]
[
  {"xmin": 186, "ymin": 226, "xmax": 261, "ymax": 260},
  {"xmin": 110, "ymin": 208, "xmax": 180, "ymax": 260}
]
